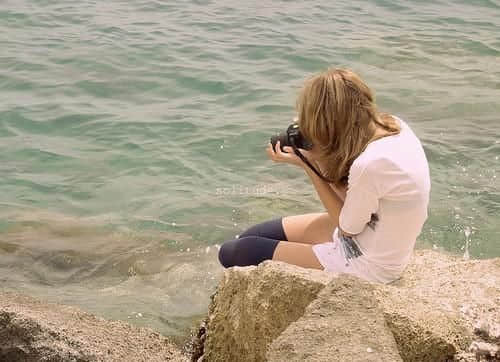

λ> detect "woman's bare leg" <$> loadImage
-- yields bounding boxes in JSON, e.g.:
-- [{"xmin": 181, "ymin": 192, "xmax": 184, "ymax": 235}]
[
  {"xmin": 219, "ymin": 212, "xmax": 336, "ymax": 270},
  {"xmin": 272, "ymin": 241, "xmax": 324, "ymax": 270},
  {"xmin": 282, "ymin": 212, "xmax": 338, "ymax": 245},
  {"xmin": 271, "ymin": 212, "xmax": 339, "ymax": 270}
]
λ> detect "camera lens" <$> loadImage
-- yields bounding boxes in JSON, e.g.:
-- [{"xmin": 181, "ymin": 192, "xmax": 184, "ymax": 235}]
[
  {"xmin": 270, "ymin": 122, "xmax": 313, "ymax": 152},
  {"xmin": 270, "ymin": 133, "xmax": 289, "ymax": 152}
]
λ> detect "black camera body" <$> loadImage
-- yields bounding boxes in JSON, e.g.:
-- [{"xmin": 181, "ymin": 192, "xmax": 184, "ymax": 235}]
[
  {"xmin": 269, "ymin": 121, "xmax": 335, "ymax": 182},
  {"xmin": 270, "ymin": 123, "xmax": 313, "ymax": 152}
]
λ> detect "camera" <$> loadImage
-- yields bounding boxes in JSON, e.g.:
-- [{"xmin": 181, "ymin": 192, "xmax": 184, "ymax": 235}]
[
  {"xmin": 270, "ymin": 122, "xmax": 313, "ymax": 152},
  {"xmin": 269, "ymin": 120, "xmax": 334, "ymax": 182}
]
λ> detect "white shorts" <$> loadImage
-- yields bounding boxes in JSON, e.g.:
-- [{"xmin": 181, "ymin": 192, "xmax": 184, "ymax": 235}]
[{"xmin": 312, "ymin": 228, "xmax": 381, "ymax": 283}]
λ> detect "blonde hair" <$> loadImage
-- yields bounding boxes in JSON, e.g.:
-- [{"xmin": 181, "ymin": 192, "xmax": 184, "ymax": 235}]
[{"xmin": 297, "ymin": 68, "xmax": 400, "ymax": 186}]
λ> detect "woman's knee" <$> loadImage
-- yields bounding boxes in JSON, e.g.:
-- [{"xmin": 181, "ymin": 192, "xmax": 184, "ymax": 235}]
[
  {"xmin": 218, "ymin": 239, "xmax": 237, "ymax": 268},
  {"xmin": 218, "ymin": 236, "xmax": 280, "ymax": 268},
  {"xmin": 238, "ymin": 218, "xmax": 287, "ymax": 241},
  {"xmin": 282, "ymin": 213, "xmax": 335, "ymax": 244}
]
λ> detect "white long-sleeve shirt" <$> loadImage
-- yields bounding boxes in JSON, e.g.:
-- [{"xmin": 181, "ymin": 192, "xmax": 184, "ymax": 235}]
[{"xmin": 313, "ymin": 116, "xmax": 431, "ymax": 283}]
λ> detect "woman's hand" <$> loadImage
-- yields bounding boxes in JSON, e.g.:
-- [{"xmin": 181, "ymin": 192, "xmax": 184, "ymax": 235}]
[{"xmin": 266, "ymin": 141, "xmax": 313, "ymax": 168}]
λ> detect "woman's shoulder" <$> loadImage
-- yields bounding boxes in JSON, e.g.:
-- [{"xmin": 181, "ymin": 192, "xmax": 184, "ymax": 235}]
[
  {"xmin": 351, "ymin": 139, "xmax": 399, "ymax": 171},
  {"xmin": 350, "ymin": 115, "xmax": 428, "ymax": 179},
  {"xmin": 349, "ymin": 117, "xmax": 409, "ymax": 177},
  {"xmin": 356, "ymin": 115, "xmax": 417, "ymax": 159},
  {"xmin": 349, "ymin": 151, "xmax": 396, "ymax": 183}
]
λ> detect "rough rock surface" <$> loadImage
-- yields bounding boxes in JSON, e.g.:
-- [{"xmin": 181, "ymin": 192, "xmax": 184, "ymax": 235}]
[
  {"xmin": 0, "ymin": 292, "xmax": 187, "ymax": 362},
  {"xmin": 389, "ymin": 250, "xmax": 500, "ymax": 361},
  {"xmin": 396, "ymin": 250, "xmax": 500, "ymax": 344},
  {"xmin": 267, "ymin": 276, "xmax": 403, "ymax": 362},
  {"xmin": 201, "ymin": 262, "xmax": 332, "ymax": 362},
  {"xmin": 377, "ymin": 287, "xmax": 472, "ymax": 361},
  {"xmin": 194, "ymin": 249, "xmax": 500, "ymax": 362}
]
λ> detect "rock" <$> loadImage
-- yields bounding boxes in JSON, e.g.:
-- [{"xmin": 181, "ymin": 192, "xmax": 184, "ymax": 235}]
[
  {"xmin": 196, "ymin": 249, "xmax": 500, "ymax": 362},
  {"xmin": 267, "ymin": 276, "xmax": 403, "ymax": 361},
  {"xmin": 395, "ymin": 251, "xmax": 499, "ymax": 334},
  {"xmin": 377, "ymin": 287, "xmax": 471, "ymax": 361},
  {"xmin": 201, "ymin": 262, "xmax": 332, "ymax": 362},
  {"xmin": 190, "ymin": 318, "xmax": 208, "ymax": 361},
  {"xmin": 394, "ymin": 250, "xmax": 500, "ymax": 361},
  {"xmin": 469, "ymin": 341, "xmax": 499, "ymax": 360},
  {"xmin": 0, "ymin": 292, "xmax": 187, "ymax": 362}
]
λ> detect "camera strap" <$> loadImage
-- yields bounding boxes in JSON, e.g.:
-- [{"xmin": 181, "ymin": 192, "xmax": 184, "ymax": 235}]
[{"xmin": 289, "ymin": 140, "xmax": 335, "ymax": 183}]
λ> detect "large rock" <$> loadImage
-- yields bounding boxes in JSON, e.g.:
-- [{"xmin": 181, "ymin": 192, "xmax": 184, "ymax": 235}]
[
  {"xmin": 396, "ymin": 250, "xmax": 500, "ymax": 345},
  {"xmin": 0, "ymin": 292, "xmax": 187, "ymax": 362},
  {"xmin": 195, "ymin": 250, "xmax": 500, "ymax": 362},
  {"xmin": 377, "ymin": 287, "xmax": 472, "ymax": 361},
  {"xmin": 267, "ymin": 276, "xmax": 402, "ymax": 362},
  {"xmin": 201, "ymin": 262, "xmax": 332, "ymax": 362},
  {"xmin": 387, "ymin": 250, "xmax": 500, "ymax": 361}
]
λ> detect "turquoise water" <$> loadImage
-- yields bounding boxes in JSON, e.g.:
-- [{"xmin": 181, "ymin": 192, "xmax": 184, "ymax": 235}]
[{"xmin": 1, "ymin": 0, "xmax": 499, "ymax": 339}]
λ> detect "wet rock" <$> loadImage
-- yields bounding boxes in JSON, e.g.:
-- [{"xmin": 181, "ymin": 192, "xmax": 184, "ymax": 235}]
[{"xmin": 190, "ymin": 318, "xmax": 208, "ymax": 362}]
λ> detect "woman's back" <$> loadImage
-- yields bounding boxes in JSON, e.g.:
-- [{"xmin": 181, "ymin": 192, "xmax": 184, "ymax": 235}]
[
  {"xmin": 338, "ymin": 117, "xmax": 431, "ymax": 282},
  {"xmin": 221, "ymin": 68, "xmax": 431, "ymax": 285}
]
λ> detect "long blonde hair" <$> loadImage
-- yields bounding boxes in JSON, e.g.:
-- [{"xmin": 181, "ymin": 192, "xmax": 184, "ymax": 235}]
[{"xmin": 297, "ymin": 68, "xmax": 400, "ymax": 186}]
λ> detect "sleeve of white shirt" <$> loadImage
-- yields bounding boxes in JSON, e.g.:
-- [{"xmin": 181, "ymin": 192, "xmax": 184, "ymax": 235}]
[{"xmin": 339, "ymin": 161, "xmax": 380, "ymax": 235}]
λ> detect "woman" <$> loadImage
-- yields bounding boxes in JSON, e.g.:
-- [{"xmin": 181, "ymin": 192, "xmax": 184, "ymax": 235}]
[{"xmin": 218, "ymin": 68, "xmax": 430, "ymax": 283}]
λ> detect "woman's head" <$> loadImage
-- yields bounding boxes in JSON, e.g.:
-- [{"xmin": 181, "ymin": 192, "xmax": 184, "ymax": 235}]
[{"xmin": 297, "ymin": 68, "xmax": 399, "ymax": 185}]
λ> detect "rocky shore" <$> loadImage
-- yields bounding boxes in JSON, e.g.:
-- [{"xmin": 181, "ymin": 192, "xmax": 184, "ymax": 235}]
[
  {"xmin": 192, "ymin": 249, "xmax": 499, "ymax": 361},
  {"xmin": 1, "ymin": 249, "xmax": 498, "ymax": 361},
  {"xmin": 0, "ymin": 292, "xmax": 187, "ymax": 361}
]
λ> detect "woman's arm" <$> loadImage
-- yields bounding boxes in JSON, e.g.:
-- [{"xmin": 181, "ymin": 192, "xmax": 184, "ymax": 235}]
[
  {"xmin": 330, "ymin": 184, "xmax": 347, "ymax": 202},
  {"xmin": 317, "ymin": 160, "xmax": 348, "ymax": 202},
  {"xmin": 266, "ymin": 141, "xmax": 344, "ymax": 226},
  {"xmin": 304, "ymin": 165, "xmax": 356, "ymax": 237},
  {"xmin": 303, "ymin": 165, "xmax": 344, "ymax": 227}
]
